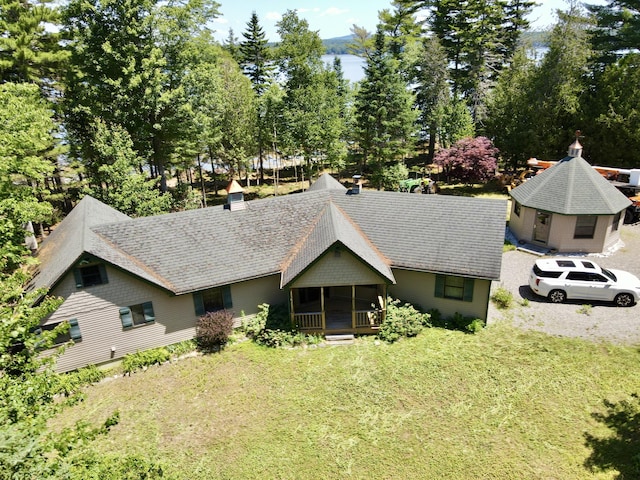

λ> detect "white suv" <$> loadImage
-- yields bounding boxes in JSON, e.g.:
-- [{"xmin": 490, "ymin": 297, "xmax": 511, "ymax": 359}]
[{"xmin": 528, "ymin": 258, "xmax": 640, "ymax": 307}]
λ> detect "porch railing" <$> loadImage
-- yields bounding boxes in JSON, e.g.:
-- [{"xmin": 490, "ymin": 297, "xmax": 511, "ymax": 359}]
[
  {"xmin": 295, "ymin": 312, "xmax": 323, "ymax": 330},
  {"xmin": 355, "ymin": 309, "xmax": 383, "ymax": 328}
]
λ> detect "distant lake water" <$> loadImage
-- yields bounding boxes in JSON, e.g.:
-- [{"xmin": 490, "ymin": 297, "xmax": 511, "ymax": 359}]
[{"xmin": 322, "ymin": 54, "xmax": 366, "ymax": 83}]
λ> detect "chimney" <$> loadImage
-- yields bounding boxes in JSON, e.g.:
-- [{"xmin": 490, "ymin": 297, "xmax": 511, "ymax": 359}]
[
  {"xmin": 225, "ymin": 180, "xmax": 246, "ymax": 211},
  {"xmin": 350, "ymin": 175, "xmax": 362, "ymax": 195}
]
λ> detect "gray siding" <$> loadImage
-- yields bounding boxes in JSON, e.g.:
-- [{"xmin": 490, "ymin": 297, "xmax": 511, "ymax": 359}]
[
  {"xmin": 45, "ymin": 268, "xmax": 289, "ymax": 372},
  {"xmin": 46, "ymin": 266, "xmax": 196, "ymax": 372},
  {"xmin": 389, "ymin": 269, "xmax": 491, "ymax": 320},
  {"xmin": 291, "ymin": 250, "xmax": 387, "ymax": 288}
]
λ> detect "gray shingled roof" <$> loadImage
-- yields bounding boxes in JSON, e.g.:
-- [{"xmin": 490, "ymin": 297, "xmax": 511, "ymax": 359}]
[
  {"xmin": 30, "ymin": 196, "xmax": 175, "ymax": 293},
  {"xmin": 29, "ymin": 196, "xmax": 130, "ymax": 291},
  {"xmin": 32, "ymin": 174, "xmax": 507, "ymax": 295},
  {"xmin": 281, "ymin": 201, "xmax": 395, "ymax": 287},
  {"xmin": 306, "ymin": 174, "xmax": 347, "ymax": 192},
  {"xmin": 510, "ymin": 156, "xmax": 631, "ymax": 215}
]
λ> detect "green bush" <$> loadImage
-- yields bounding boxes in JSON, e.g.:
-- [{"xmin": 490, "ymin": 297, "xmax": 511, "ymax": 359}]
[
  {"xmin": 196, "ymin": 310, "xmax": 234, "ymax": 351},
  {"xmin": 491, "ymin": 287, "xmax": 513, "ymax": 309},
  {"xmin": 165, "ymin": 339, "xmax": 197, "ymax": 356},
  {"xmin": 465, "ymin": 318, "xmax": 486, "ymax": 333},
  {"xmin": 243, "ymin": 304, "xmax": 318, "ymax": 348},
  {"xmin": 58, "ymin": 365, "xmax": 106, "ymax": 396},
  {"xmin": 122, "ymin": 347, "xmax": 171, "ymax": 374},
  {"xmin": 450, "ymin": 312, "xmax": 485, "ymax": 333},
  {"xmin": 377, "ymin": 298, "xmax": 431, "ymax": 343}
]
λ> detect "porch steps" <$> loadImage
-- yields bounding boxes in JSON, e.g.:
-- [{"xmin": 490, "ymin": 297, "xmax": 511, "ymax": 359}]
[{"xmin": 324, "ymin": 334, "xmax": 355, "ymax": 346}]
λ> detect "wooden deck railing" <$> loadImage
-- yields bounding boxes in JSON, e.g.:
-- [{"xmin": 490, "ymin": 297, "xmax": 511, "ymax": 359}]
[
  {"xmin": 295, "ymin": 312, "xmax": 323, "ymax": 330},
  {"xmin": 355, "ymin": 309, "xmax": 382, "ymax": 328}
]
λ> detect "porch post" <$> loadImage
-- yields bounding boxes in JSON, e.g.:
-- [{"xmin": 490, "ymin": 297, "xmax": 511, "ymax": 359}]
[
  {"xmin": 289, "ymin": 289, "xmax": 295, "ymax": 329},
  {"xmin": 320, "ymin": 286, "xmax": 326, "ymax": 330},
  {"xmin": 381, "ymin": 284, "xmax": 387, "ymax": 323},
  {"xmin": 351, "ymin": 285, "xmax": 356, "ymax": 329}
]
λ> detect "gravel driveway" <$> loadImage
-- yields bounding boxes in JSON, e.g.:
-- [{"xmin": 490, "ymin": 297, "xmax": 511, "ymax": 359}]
[{"xmin": 487, "ymin": 223, "xmax": 640, "ymax": 345}]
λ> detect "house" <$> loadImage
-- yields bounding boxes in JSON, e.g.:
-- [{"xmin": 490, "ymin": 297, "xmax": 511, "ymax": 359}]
[
  {"xmin": 30, "ymin": 174, "xmax": 507, "ymax": 372},
  {"xmin": 509, "ymin": 139, "xmax": 631, "ymax": 253}
]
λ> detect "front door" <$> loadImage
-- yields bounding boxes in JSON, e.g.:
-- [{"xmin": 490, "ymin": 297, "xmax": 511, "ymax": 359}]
[{"xmin": 533, "ymin": 211, "xmax": 550, "ymax": 244}]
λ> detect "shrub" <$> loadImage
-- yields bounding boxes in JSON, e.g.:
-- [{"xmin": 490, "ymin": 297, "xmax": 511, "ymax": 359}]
[
  {"xmin": 465, "ymin": 318, "xmax": 486, "ymax": 333},
  {"xmin": 122, "ymin": 347, "xmax": 170, "ymax": 374},
  {"xmin": 450, "ymin": 312, "xmax": 485, "ymax": 333},
  {"xmin": 196, "ymin": 310, "xmax": 234, "ymax": 350},
  {"xmin": 58, "ymin": 365, "xmax": 106, "ymax": 396},
  {"xmin": 165, "ymin": 339, "xmax": 197, "ymax": 356},
  {"xmin": 243, "ymin": 303, "xmax": 318, "ymax": 348},
  {"xmin": 377, "ymin": 298, "xmax": 430, "ymax": 343},
  {"xmin": 491, "ymin": 286, "xmax": 513, "ymax": 309}
]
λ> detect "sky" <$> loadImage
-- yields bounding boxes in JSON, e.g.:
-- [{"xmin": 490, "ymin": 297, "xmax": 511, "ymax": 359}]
[{"xmin": 211, "ymin": 0, "xmax": 608, "ymax": 43}]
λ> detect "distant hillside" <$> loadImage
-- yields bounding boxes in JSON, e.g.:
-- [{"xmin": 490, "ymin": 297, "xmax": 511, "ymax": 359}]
[
  {"xmin": 319, "ymin": 31, "xmax": 549, "ymax": 55},
  {"xmin": 323, "ymin": 35, "xmax": 355, "ymax": 55}
]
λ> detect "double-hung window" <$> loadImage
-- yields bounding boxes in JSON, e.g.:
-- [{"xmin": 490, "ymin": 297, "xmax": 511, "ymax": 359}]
[
  {"xmin": 37, "ymin": 319, "xmax": 82, "ymax": 346},
  {"xmin": 120, "ymin": 302, "xmax": 155, "ymax": 328},
  {"xmin": 193, "ymin": 286, "xmax": 233, "ymax": 316},
  {"xmin": 435, "ymin": 275, "xmax": 474, "ymax": 302},
  {"xmin": 574, "ymin": 215, "xmax": 597, "ymax": 239},
  {"xmin": 73, "ymin": 260, "xmax": 108, "ymax": 288}
]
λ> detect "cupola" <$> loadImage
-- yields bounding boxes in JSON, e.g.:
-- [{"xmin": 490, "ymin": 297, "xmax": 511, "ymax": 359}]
[
  {"xmin": 225, "ymin": 180, "xmax": 246, "ymax": 211},
  {"xmin": 567, "ymin": 130, "xmax": 583, "ymax": 158}
]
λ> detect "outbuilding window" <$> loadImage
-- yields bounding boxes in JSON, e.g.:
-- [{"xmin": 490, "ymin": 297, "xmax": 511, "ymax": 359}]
[
  {"xmin": 574, "ymin": 215, "xmax": 597, "ymax": 239},
  {"xmin": 513, "ymin": 201, "xmax": 521, "ymax": 217},
  {"xmin": 612, "ymin": 211, "xmax": 622, "ymax": 232}
]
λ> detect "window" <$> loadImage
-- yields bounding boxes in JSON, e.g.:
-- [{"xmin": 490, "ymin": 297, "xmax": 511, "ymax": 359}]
[
  {"xmin": 513, "ymin": 201, "xmax": 521, "ymax": 217},
  {"xmin": 73, "ymin": 262, "xmax": 108, "ymax": 288},
  {"xmin": 37, "ymin": 319, "xmax": 82, "ymax": 346},
  {"xmin": 120, "ymin": 302, "xmax": 155, "ymax": 328},
  {"xmin": 435, "ymin": 275, "xmax": 474, "ymax": 302},
  {"xmin": 193, "ymin": 286, "xmax": 232, "ymax": 316},
  {"xmin": 566, "ymin": 272, "xmax": 607, "ymax": 282},
  {"xmin": 612, "ymin": 211, "xmax": 622, "ymax": 232},
  {"xmin": 574, "ymin": 215, "xmax": 597, "ymax": 239}
]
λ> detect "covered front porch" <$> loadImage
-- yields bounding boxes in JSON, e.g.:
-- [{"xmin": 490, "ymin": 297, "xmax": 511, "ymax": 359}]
[{"xmin": 290, "ymin": 284, "xmax": 386, "ymax": 334}]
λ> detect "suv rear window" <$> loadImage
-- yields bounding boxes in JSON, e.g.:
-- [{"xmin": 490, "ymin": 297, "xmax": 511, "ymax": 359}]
[{"xmin": 533, "ymin": 264, "xmax": 562, "ymax": 278}]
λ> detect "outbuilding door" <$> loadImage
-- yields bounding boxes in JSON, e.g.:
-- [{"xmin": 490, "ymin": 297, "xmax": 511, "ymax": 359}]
[{"xmin": 533, "ymin": 211, "xmax": 550, "ymax": 244}]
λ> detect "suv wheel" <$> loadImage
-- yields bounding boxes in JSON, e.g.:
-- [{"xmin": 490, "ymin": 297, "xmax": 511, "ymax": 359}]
[
  {"xmin": 615, "ymin": 293, "xmax": 634, "ymax": 307},
  {"xmin": 549, "ymin": 289, "xmax": 566, "ymax": 303}
]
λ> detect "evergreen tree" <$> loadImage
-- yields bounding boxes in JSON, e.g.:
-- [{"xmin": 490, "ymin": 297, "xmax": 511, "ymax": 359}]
[
  {"xmin": 63, "ymin": 0, "xmax": 220, "ymax": 193},
  {"xmin": 587, "ymin": 53, "xmax": 640, "ymax": 167},
  {"xmin": 586, "ymin": 0, "xmax": 640, "ymax": 65},
  {"xmin": 412, "ymin": 35, "xmax": 451, "ymax": 163},
  {"xmin": 0, "ymin": 0, "xmax": 67, "ymax": 87},
  {"xmin": 0, "ymin": 83, "xmax": 55, "ymax": 270},
  {"xmin": 239, "ymin": 11, "xmax": 275, "ymax": 182},
  {"xmin": 528, "ymin": 2, "xmax": 593, "ymax": 159},
  {"xmin": 484, "ymin": 47, "xmax": 538, "ymax": 168},
  {"xmin": 275, "ymin": 10, "xmax": 338, "ymax": 180},
  {"xmin": 222, "ymin": 28, "xmax": 241, "ymax": 62},
  {"xmin": 239, "ymin": 12, "xmax": 274, "ymax": 95},
  {"xmin": 354, "ymin": 28, "xmax": 417, "ymax": 187}
]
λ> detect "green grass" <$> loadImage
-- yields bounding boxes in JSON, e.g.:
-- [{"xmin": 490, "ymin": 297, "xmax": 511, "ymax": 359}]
[{"xmin": 51, "ymin": 324, "xmax": 640, "ymax": 479}]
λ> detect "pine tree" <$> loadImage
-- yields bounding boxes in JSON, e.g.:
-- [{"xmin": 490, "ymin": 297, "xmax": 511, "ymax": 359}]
[
  {"xmin": 0, "ymin": 0, "xmax": 67, "ymax": 86},
  {"xmin": 239, "ymin": 12, "xmax": 275, "ymax": 182},
  {"xmin": 354, "ymin": 28, "xmax": 417, "ymax": 187}
]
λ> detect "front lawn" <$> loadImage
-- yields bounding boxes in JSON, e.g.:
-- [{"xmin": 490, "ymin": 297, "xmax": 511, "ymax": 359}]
[{"xmin": 51, "ymin": 323, "xmax": 640, "ymax": 479}]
